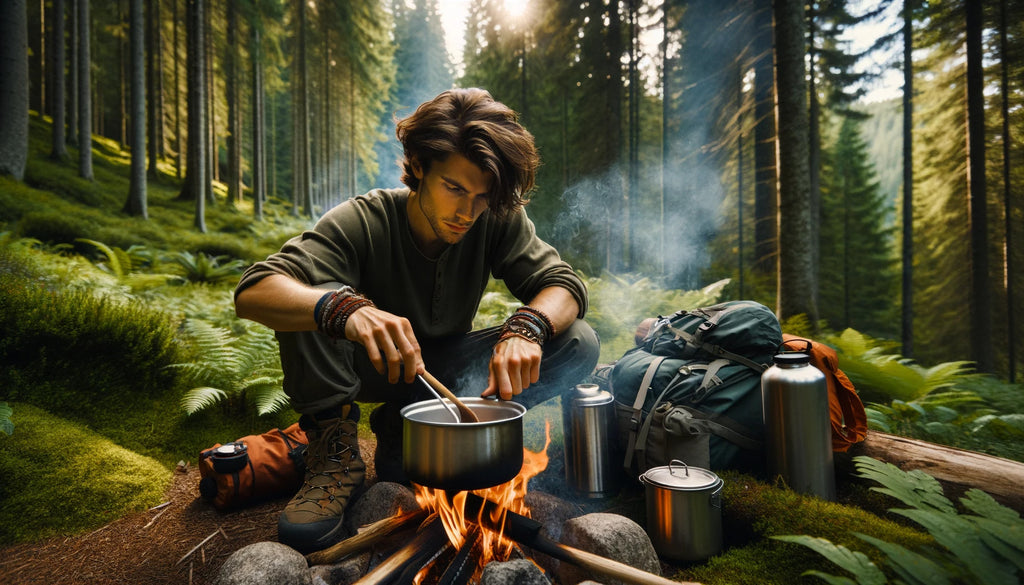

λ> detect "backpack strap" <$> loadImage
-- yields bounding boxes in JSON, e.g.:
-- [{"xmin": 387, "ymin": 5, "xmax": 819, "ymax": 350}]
[
  {"xmin": 664, "ymin": 407, "xmax": 762, "ymax": 451},
  {"xmin": 667, "ymin": 323, "xmax": 769, "ymax": 372},
  {"xmin": 276, "ymin": 428, "xmax": 307, "ymax": 472},
  {"xmin": 624, "ymin": 355, "xmax": 667, "ymax": 470}
]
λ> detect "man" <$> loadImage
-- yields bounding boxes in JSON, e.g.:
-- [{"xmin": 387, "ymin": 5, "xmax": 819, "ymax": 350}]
[{"xmin": 234, "ymin": 88, "xmax": 600, "ymax": 554}]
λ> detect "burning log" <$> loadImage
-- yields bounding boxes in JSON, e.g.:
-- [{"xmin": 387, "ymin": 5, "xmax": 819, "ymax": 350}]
[
  {"xmin": 843, "ymin": 430, "xmax": 1024, "ymax": 513},
  {"xmin": 306, "ymin": 508, "xmax": 428, "ymax": 566},
  {"xmin": 463, "ymin": 494, "xmax": 701, "ymax": 585},
  {"xmin": 437, "ymin": 526, "xmax": 483, "ymax": 585},
  {"xmin": 351, "ymin": 515, "xmax": 449, "ymax": 585}
]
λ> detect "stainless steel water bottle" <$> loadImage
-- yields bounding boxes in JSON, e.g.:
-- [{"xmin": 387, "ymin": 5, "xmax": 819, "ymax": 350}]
[
  {"xmin": 761, "ymin": 352, "xmax": 836, "ymax": 500},
  {"xmin": 563, "ymin": 383, "xmax": 619, "ymax": 498}
]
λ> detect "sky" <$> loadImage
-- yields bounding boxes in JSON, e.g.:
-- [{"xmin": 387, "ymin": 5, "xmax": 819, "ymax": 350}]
[{"xmin": 435, "ymin": 0, "xmax": 903, "ymax": 103}]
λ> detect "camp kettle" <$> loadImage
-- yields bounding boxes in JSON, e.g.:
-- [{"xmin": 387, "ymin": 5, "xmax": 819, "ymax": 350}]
[
  {"xmin": 639, "ymin": 460, "xmax": 724, "ymax": 563},
  {"xmin": 562, "ymin": 383, "xmax": 619, "ymax": 498},
  {"xmin": 761, "ymin": 352, "xmax": 836, "ymax": 500}
]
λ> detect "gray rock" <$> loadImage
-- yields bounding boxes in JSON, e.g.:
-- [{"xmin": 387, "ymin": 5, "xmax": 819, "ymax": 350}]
[
  {"xmin": 520, "ymin": 491, "xmax": 582, "ymax": 576},
  {"xmin": 554, "ymin": 513, "xmax": 661, "ymax": 585},
  {"xmin": 308, "ymin": 553, "xmax": 370, "ymax": 585},
  {"xmin": 480, "ymin": 558, "xmax": 551, "ymax": 585},
  {"xmin": 214, "ymin": 541, "xmax": 311, "ymax": 585},
  {"xmin": 342, "ymin": 481, "xmax": 418, "ymax": 534},
  {"xmin": 524, "ymin": 491, "xmax": 582, "ymax": 543}
]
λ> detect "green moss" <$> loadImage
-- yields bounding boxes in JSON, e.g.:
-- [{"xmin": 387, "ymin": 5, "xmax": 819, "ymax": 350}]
[
  {"xmin": 0, "ymin": 403, "xmax": 172, "ymax": 544},
  {"xmin": 669, "ymin": 472, "xmax": 933, "ymax": 584}
]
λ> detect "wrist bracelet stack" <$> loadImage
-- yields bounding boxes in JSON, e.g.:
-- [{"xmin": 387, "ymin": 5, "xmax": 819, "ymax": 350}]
[
  {"xmin": 314, "ymin": 286, "xmax": 376, "ymax": 339},
  {"xmin": 498, "ymin": 306, "xmax": 555, "ymax": 346}
]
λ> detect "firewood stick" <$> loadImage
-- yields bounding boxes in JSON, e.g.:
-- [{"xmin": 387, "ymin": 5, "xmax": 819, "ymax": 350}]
[
  {"xmin": 177, "ymin": 529, "xmax": 222, "ymax": 565},
  {"xmin": 306, "ymin": 507, "xmax": 428, "ymax": 566},
  {"xmin": 351, "ymin": 516, "xmax": 447, "ymax": 585},
  {"xmin": 548, "ymin": 541, "xmax": 702, "ymax": 585}
]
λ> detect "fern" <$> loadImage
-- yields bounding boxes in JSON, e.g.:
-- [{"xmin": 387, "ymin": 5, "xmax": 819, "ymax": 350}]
[
  {"xmin": 831, "ymin": 329, "xmax": 977, "ymax": 403},
  {"xmin": 777, "ymin": 456, "xmax": 1024, "ymax": 585},
  {"xmin": 167, "ymin": 320, "xmax": 287, "ymax": 416},
  {"xmin": 169, "ymin": 251, "xmax": 245, "ymax": 283}
]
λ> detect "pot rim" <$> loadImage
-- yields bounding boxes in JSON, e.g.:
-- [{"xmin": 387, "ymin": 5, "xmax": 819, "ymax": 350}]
[{"xmin": 401, "ymin": 397, "xmax": 526, "ymax": 427}]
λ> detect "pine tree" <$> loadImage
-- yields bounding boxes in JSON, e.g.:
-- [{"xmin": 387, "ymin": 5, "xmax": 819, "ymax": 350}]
[{"xmin": 819, "ymin": 117, "xmax": 896, "ymax": 335}]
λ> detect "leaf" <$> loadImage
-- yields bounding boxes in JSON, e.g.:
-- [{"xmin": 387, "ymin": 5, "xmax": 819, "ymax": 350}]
[
  {"xmin": 0, "ymin": 402, "xmax": 13, "ymax": 436},
  {"xmin": 853, "ymin": 456, "xmax": 955, "ymax": 513},
  {"xmin": 893, "ymin": 508, "xmax": 1018, "ymax": 585},
  {"xmin": 180, "ymin": 387, "xmax": 229, "ymax": 416},
  {"xmin": 969, "ymin": 517, "xmax": 1024, "ymax": 571},
  {"xmin": 960, "ymin": 489, "xmax": 1021, "ymax": 524},
  {"xmin": 800, "ymin": 571, "xmax": 861, "ymax": 585},
  {"xmin": 854, "ymin": 533, "xmax": 952, "ymax": 585},
  {"xmin": 773, "ymin": 535, "xmax": 887, "ymax": 585}
]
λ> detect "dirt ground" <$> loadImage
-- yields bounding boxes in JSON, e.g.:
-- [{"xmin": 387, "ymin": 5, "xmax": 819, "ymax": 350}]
[{"xmin": 0, "ymin": 438, "xmax": 381, "ymax": 585}]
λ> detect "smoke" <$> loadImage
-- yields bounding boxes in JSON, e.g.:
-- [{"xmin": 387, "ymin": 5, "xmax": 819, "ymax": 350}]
[{"xmin": 550, "ymin": 161, "xmax": 726, "ymax": 289}]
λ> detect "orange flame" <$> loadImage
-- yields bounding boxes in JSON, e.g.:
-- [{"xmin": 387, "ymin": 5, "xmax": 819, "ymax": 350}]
[{"xmin": 414, "ymin": 420, "xmax": 551, "ymax": 567}]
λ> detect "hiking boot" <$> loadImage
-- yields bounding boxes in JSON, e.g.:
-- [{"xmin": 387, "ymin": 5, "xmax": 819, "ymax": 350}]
[
  {"xmin": 278, "ymin": 404, "xmax": 365, "ymax": 553},
  {"xmin": 369, "ymin": 402, "xmax": 408, "ymax": 485}
]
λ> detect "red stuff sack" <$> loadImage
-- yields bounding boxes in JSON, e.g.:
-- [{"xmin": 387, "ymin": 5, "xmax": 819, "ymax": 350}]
[
  {"xmin": 198, "ymin": 423, "xmax": 308, "ymax": 510},
  {"xmin": 782, "ymin": 334, "xmax": 867, "ymax": 452}
]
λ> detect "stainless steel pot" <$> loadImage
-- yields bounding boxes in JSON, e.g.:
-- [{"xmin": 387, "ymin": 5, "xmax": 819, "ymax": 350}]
[
  {"xmin": 639, "ymin": 460, "xmax": 724, "ymax": 563},
  {"xmin": 401, "ymin": 397, "xmax": 526, "ymax": 491}
]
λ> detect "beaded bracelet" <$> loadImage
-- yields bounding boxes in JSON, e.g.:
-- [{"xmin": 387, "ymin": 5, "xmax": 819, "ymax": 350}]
[
  {"xmin": 516, "ymin": 306, "xmax": 555, "ymax": 337},
  {"xmin": 497, "ymin": 307, "xmax": 553, "ymax": 347},
  {"xmin": 313, "ymin": 286, "xmax": 375, "ymax": 339}
]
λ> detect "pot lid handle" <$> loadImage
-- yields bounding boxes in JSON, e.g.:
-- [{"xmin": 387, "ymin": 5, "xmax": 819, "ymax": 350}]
[{"xmin": 669, "ymin": 459, "xmax": 689, "ymax": 478}]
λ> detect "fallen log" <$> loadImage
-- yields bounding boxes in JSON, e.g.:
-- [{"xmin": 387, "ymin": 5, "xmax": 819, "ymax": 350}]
[{"xmin": 841, "ymin": 430, "xmax": 1024, "ymax": 513}]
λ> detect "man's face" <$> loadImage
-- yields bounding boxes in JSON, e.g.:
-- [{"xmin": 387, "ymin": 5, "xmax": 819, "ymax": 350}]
[{"xmin": 409, "ymin": 153, "xmax": 493, "ymax": 253}]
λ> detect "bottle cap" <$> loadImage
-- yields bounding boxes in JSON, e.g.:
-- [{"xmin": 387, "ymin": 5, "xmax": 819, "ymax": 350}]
[{"xmin": 773, "ymin": 352, "xmax": 811, "ymax": 365}]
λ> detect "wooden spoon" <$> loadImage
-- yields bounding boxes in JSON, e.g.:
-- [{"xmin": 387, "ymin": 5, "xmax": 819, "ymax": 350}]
[{"xmin": 419, "ymin": 371, "xmax": 480, "ymax": 423}]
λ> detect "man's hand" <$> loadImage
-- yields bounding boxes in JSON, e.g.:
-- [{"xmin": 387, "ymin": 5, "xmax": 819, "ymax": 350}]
[
  {"xmin": 482, "ymin": 336, "xmax": 542, "ymax": 400},
  {"xmin": 344, "ymin": 306, "xmax": 423, "ymax": 384}
]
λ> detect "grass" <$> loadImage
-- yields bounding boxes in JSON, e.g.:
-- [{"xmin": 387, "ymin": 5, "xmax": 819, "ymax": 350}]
[{"xmin": 0, "ymin": 403, "xmax": 172, "ymax": 545}]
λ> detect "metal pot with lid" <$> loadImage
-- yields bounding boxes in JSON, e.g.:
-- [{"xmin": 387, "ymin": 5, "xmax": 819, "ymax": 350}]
[{"xmin": 639, "ymin": 459, "xmax": 724, "ymax": 563}]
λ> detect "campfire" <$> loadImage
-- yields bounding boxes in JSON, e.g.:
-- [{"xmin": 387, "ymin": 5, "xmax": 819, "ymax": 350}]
[{"xmin": 305, "ymin": 421, "xmax": 697, "ymax": 585}]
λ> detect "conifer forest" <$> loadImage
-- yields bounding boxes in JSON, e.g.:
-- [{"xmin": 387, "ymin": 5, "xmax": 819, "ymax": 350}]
[{"xmin": 1, "ymin": 0, "xmax": 1022, "ymax": 381}]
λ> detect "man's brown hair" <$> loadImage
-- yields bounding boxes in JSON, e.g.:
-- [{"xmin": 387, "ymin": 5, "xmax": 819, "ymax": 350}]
[{"xmin": 395, "ymin": 88, "xmax": 539, "ymax": 217}]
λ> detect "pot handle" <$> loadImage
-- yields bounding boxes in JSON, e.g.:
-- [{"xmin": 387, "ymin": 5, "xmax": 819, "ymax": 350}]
[
  {"xmin": 710, "ymin": 482, "xmax": 724, "ymax": 510},
  {"xmin": 668, "ymin": 459, "xmax": 689, "ymax": 477}
]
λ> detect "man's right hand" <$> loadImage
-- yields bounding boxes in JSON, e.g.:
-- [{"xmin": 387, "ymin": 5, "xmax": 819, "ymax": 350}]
[{"xmin": 344, "ymin": 306, "xmax": 424, "ymax": 384}]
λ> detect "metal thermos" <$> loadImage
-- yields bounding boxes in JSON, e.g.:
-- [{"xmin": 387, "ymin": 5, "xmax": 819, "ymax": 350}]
[
  {"xmin": 761, "ymin": 353, "xmax": 836, "ymax": 500},
  {"xmin": 563, "ymin": 384, "xmax": 619, "ymax": 498}
]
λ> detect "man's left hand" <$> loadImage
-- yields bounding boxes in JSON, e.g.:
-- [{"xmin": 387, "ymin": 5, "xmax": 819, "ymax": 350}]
[{"xmin": 482, "ymin": 336, "xmax": 542, "ymax": 400}]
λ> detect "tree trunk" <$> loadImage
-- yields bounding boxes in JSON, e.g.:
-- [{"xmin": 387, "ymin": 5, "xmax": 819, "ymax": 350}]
[
  {"xmin": 0, "ymin": 0, "xmax": 29, "ymax": 181},
  {"xmin": 806, "ymin": 7, "xmax": 821, "ymax": 307},
  {"xmin": 174, "ymin": 0, "xmax": 182, "ymax": 179},
  {"xmin": 120, "ymin": 0, "xmax": 128, "ymax": 148},
  {"xmin": 965, "ymin": 0, "xmax": 992, "ymax": 373},
  {"xmin": 773, "ymin": 0, "xmax": 816, "ymax": 323},
  {"xmin": 125, "ymin": 0, "xmax": 147, "ymax": 218},
  {"xmin": 295, "ymin": 0, "xmax": 312, "ymax": 218},
  {"xmin": 181, "ymin": 0, "xmax": 207, "ymax": 233},
  {"xmin": 68, "ymin": 0, "xmax": 78, "ymax": 148},
  {"xmin": 753, "ymin": 2, "xmax": 777, "ymax": 276},
  {"xmin": 999, "ymin": 0, "xmax": 1016, "ymax": 382},
  {"xmin": 251, "ymin": 22, "xmax": 265, "ymax": 221},
  {"xmin": 900, "ymin": 0, "xmax": 914, "ymax": 359},
  {"xmin": 50, "ymin": 0, "xmax": 68, "ymax": 161},
  {"xmin": 77, "ymin": 0, "xmax": 93, "ymax": 180},
  {"xmin": 153, "ymin": 0, "xmax": 164, "ymax": 160},
  {"xmin": 146, "ymin": 0, "xmax": 157, "ymax": 175},
  {"xmin": 225, "ymin": 0, "xmax": 242, "ymax": 205},
  {"xmin": 842, "ymin": 431, "xmax": 1024, "ymax": 514}
]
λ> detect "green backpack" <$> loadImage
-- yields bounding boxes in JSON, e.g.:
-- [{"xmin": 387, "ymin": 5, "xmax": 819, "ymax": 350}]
[{"xmin": 610, "ymin": 300, "xmax": 782, "ymax": 474}]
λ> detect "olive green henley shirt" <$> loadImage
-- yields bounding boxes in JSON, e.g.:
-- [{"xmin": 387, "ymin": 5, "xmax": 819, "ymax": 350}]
[{"xmin": 235, "ymin": 188, "xmax": 588, "ymax": 339}]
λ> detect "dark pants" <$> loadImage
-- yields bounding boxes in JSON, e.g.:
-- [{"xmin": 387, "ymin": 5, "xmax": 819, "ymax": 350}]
[{"xmin": 277, "ymin": 319, "xmax": 601, "ymax": 416}]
